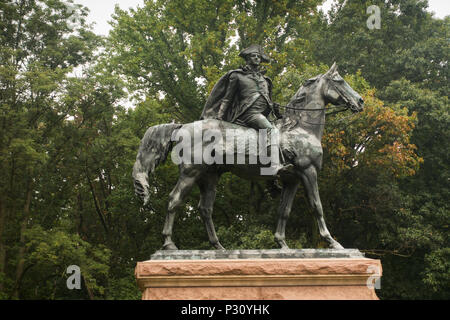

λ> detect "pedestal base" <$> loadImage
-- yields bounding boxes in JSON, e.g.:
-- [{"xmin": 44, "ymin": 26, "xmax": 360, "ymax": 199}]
[{"xmin": 135, "ymin": 250, "xmax": 382, "ymax": 300}]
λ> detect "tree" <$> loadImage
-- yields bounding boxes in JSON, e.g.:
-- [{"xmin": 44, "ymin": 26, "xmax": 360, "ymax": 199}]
[
  {"xmin": 378, "ymin": 79, "xmax": 449, "ymax": 299},
  {"xmin": 312, "ymin": 0, "xmax": 448, "ymax": 93},
  {"xmin": 0, "ymin": 0, "xmax": 104, "ymax": 298}
]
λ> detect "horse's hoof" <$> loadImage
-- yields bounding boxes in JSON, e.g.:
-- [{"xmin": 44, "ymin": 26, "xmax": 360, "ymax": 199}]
[
  {"xmin": 330, "ymin": 241, "xmax": 344, "ymax": 250},
  {"xmin": 275, "ymin": 238, "xmax": 290, "ymax": 250},
  {"xmin": 162, "ymin": 242, "xmax": 178, "ymax": 250}
]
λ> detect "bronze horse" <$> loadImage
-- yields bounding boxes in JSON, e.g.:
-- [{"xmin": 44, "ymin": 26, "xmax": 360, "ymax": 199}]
[{"xmin": 133, "ymin": 63, "xmax": 364, "ymax": 250}]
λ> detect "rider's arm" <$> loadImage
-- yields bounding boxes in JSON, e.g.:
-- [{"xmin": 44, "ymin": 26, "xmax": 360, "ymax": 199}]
[{"xmin": 272, "ymin": 102, "xmax": 283, "ymax": 119}]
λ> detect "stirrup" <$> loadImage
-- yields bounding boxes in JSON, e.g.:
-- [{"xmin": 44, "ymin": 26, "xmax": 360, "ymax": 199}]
[{"xmin": 276, "ymin": 164, "xmax": 294, "ymax": 175}]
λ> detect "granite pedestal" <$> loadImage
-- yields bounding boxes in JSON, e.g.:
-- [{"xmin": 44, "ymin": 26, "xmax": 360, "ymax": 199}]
[{"xmin": 135, "ymin": 249, "xmax": 382, "ymax": 300}]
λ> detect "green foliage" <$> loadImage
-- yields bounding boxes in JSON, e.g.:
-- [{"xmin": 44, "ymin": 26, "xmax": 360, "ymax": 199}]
[
  {"xmin": 313, "ymin": 0, "xmax": 449, "ymax": 93},
  {"xmin": 105, "ymin": 273, "xmax": 141, "ymax": 300},
  {"xmin": 423, "ymin": 248, "xmax": 450, "ymax": 295},
  {"xmin": 22, "ymin": 224, "xmax": 111, "ymax": 299},
  {"xmin": 216, "ymin": 226, "xmax": 279, "ymax": 250}
]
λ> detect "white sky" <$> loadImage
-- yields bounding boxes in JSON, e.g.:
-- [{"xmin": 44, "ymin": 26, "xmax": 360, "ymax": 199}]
[
  {"xmin": 428, "ymin": 0, "xmax": 450, "ymax": 17},
  {"xmin": 75, "ymin": 0, "xmax": 449, "ymax": 36},
  {"xmin": 75, "ymin": 0, "xmax": 144, "ymax": 35}
]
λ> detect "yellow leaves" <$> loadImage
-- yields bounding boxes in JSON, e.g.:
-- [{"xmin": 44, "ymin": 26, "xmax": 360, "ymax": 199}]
[
  {"xmin": 323, "ymin": 129, "xmax": 350, "ymax": 174},
  {"xmin": 322, "ymin": 85, "xmax": 422, "ymax": 180},
  {"xmin": 376, "ymin": 141, "xmax": 423, "ymax": 177}
]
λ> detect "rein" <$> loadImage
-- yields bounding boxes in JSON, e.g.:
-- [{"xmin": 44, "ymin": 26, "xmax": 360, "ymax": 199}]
[
  {"xmin": 279, "ymin": 103, "xmax": 347, "ymax": 112},
  {"xmin": 278, "ymin": 103, "xmax": 349, "ymax": 126}
]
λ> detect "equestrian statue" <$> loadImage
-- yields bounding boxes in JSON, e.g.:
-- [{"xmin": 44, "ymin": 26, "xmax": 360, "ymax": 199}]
[{"xmin": 132, "ymin": 45, "xmax": 364, "ymax": 250}]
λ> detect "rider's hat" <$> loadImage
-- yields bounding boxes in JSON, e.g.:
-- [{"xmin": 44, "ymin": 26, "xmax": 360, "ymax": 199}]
[{"xmin": 239, "ymin": 44, "xmax": 270, "ymax": 62}]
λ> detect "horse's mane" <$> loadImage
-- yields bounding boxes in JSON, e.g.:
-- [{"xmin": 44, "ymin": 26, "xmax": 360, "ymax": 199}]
[{"xmin": 277, "ymin": 75, "xmax": 323, "ymax": 131}]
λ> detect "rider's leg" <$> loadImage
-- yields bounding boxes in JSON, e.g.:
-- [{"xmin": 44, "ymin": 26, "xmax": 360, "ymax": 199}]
[
  {"xmin": 242, "ymin": 113, "xmax": 273, "ymax": 130},
  {"xmin": 243, "ymin": 114, "xmax": 284, "ymax": 174}
]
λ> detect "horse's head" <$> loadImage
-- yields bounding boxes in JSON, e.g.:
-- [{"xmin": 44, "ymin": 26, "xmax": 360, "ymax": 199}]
[{"xmin": 322, "ymin": 63, "xmax": 364, "ymax": 113}]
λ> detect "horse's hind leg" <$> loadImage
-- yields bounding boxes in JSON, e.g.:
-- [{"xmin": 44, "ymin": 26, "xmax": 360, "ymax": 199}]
[
  {"xmin": 162, "ymin": 166, "xmax": 202, "ymax": 250},
  {"xmin": 300, "ymin": 166, "xmax": 344, "ymax": 249},
  {"xmin": 197, "ymin": 174, "xmax": 224, "ymax": 250},
  {"xmin": 274, "ymin": 181, "xmax": 300, "ymax": 249}
]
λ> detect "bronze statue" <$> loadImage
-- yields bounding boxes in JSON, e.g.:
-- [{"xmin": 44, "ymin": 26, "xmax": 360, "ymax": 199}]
[{"xmin": 133, "ymin": 60, "xmax": 364, "ymax": 251}]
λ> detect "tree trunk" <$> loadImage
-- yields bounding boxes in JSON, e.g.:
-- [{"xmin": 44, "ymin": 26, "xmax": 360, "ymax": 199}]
[
  {"xmin": 83, "ymin": 275, "xmax": 95, "ymax": 300},
  {"xmin": 85, "ymin": 166, "xmax": 108, "ymax": 234},
  {"xmin": 12, "ymin": 184, "xmax": 32, "ymax": 299}
]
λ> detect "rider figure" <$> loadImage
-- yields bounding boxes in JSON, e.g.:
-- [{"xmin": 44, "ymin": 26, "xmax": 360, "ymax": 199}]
[
  {"xmin": 217, "ymin": 45, "xmax": 283, "ymax": 128},
  {"xmin": 201, "ymin": 45, "xmax": 285, "ymax": 173},
  {"xmin": 202, "ymin": 44, "xmax": 283, "ymax": 128}
]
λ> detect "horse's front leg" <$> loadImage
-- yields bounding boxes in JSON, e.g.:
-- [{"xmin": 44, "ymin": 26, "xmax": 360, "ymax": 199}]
[
  {"xmin": 274, "ymin": 181, "xmax": 300, "ymax": 249},
  {"xmin": 197, "ymin": 174, "xmax": 225, "ymax": 250},
  {"xmin": 162, "ymin": 167, "xmax": 201, "ymax": 250},
  {"xmin": 300, "ymin": 166, "xmax": 344, "ymax": 249}
]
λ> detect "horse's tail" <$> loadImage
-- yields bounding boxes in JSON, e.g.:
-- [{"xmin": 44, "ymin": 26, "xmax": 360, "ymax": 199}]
[{"xmin": 132, "ymin": 123, "xmax": 183, "ymax": 206}]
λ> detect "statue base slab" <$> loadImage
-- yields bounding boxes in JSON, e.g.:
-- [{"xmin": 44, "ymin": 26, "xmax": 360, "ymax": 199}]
[{"xmin": 135, "ymin": 249, "xmax": 381, "ymax": 300}]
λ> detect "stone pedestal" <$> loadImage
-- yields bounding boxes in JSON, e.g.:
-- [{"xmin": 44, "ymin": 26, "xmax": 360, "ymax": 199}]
[{"xmin": 135, "ymin": 249, "xmax": 382, "ymax": 300}]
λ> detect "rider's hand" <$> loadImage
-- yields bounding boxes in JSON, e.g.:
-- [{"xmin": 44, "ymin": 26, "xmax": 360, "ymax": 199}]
[{"xmin": 273, "ymin": 103, "xmax": 284, "ymax": 119}]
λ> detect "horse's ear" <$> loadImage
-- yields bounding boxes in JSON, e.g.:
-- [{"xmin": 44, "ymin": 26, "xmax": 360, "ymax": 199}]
[{"xmin": 325, "ymin": 62, "xmax": 338, "ymax": 77}]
